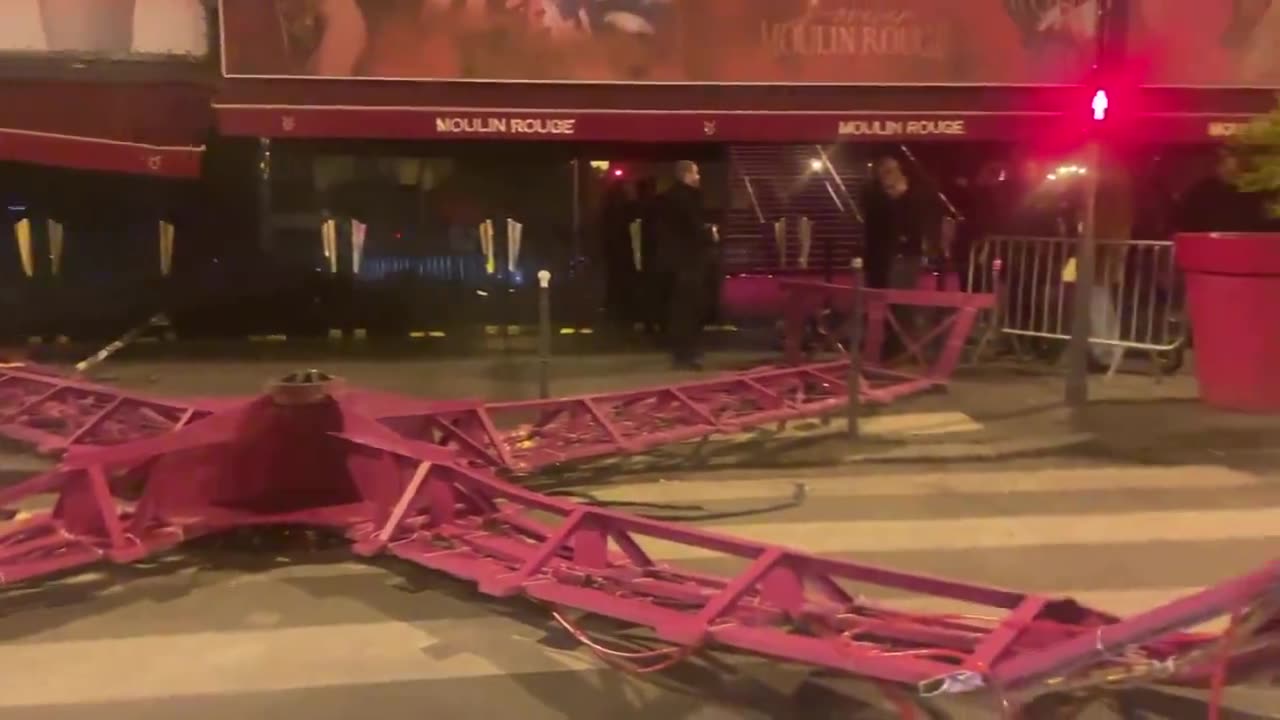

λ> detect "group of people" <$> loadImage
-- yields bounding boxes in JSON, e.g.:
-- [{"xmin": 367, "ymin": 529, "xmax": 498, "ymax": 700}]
[
  {"xmin": 600, "ymin": 150, "xmax": 1276, "ymax": 371},
  {"xmin": 602, "ymin": 156, "xmax": 952, "ymax": 371},
  {"xmin": 601, "ymin": 161, "xmax": 718, "ymax": 370},
  {"xmin": 600, "ymin": 155, "xmax": 965, "ymax": 371}
]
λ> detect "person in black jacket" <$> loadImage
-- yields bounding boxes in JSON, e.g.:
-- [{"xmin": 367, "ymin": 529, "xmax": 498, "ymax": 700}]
[
  {"xmin": 634, "ymin": 177, "xmax": 664, "ymax": 334},
  {"xmin": 599, "ymin": 178, "xmax": 636, "ymax": 328},
  {"xmin": 861, "ymin": 155, "xmax": 945, "ymax": 359},
  {"xmin": 861, "ymin": 155, "xmax": 943, "ymax": 290},
  {"xmin": 656, "ymin": 161, "xmax": 715, "ymax": 370}
]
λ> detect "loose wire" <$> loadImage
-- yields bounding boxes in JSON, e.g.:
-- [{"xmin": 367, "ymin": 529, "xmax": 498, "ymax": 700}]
[{"xmin": 549, "ymin": 607, "xmax": 697, "ymax": 674}]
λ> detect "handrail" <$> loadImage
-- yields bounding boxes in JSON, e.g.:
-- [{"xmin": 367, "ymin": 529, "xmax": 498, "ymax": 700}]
[
  {"xmin": 898, "ymin": 144, "xmax": 965, "ymax": 222},
  {"xmin": 823, "ymin": 181, "xmax": 844, "ymax": 213},
  {"xmin": 814, "ymin": 146, "xmax": 864, "ymax": 223},
  {"xmin": 741, "ymin": 174, "xmax": 765, "ymax": 224}
]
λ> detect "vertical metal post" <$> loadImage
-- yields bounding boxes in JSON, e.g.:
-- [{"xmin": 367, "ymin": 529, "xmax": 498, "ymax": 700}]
[
  {"xmin": 537, "ymin": 270, "xmax": 552, "ymax": 399},
  {"xmin": 256, "ymin": 137, "xmax": 273, "ymax": 253},
  {"xmin": 846, "ymin": 257, "xmax": 864, "ymax": 441},
  {"xmin": 1065, "ymin": 0, "xmax": 1125, "ymax": 411},
  {"xmin": 570, "ymin": 158, "xmax": 582, "ymax": 260},
  {"xmin": 973, "ymin": 257, "xmax": 1005, "ymax": 362},
  {"xmin": 798, "ymin": 216, "xmax": 813, "ymax": 270},
  {"xmin": 1065, "ymin": 141, "xmax": 1101, "ymax": 411}
]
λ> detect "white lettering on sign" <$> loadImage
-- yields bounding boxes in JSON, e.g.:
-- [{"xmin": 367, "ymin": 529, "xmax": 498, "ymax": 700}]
[
  {"xmin": 1207, "ymin": 121, "xmax": 1247, "ymax": 138},
  {"xmin": 837, "ymin": 119, "xmax": 966, "ymax": 137},
  {"xmin": 435, "ymin": 117, "xmax": 577, "ymax": 135}
]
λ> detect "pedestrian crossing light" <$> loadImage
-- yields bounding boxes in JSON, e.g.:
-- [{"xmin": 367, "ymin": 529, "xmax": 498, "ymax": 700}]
[{"xmin": 1091, "ymin": 89, "xmax": 1110, "ymax": 121}]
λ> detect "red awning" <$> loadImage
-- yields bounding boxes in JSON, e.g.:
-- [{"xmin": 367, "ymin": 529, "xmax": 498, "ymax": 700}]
[
  {"xmin": 215, "ymin": 79, "xmax": 1082, "ymax": 144},
  {"xmin": 215, "ymin": 80, "xmax": 1276, "ymax": 145},
  {"xmin": 0, "ymin": 80, "xmax": 210, "ymax": 177},
  {"xmin": 215, "ymin": 103, "xmax": 1270, "ymax": 145},
  {"xmin": 217, "ymin": 105, "xmax": 1062, "ymax": 143}
]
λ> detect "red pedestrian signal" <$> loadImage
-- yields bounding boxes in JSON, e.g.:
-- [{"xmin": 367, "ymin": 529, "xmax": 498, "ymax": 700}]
[{"xmin": 1091, "ymin": 89, "xmax": 1110, "ymax": 121}]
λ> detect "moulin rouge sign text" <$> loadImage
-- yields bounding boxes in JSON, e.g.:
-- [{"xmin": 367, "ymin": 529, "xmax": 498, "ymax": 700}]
[
  {"xmin": 838, "ymin": 118, "xmax": 967, "ymax": 137},
  {"xmin": 435, "ymin": 116, "xmax": 577, "ymax": 136}
]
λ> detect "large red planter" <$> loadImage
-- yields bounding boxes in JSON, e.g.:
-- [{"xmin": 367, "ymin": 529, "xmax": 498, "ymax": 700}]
[{"xmin": 1175, "ymin": 232, "xmax": 1280, "ymax": 412}]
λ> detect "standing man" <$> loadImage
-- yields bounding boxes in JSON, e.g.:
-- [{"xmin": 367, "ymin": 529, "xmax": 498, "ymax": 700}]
[
  {"xmin": 599, "ymin": 177, "xmax": 636, "ymax": 328},
  {"xmin": 861, "ymin": 155, "xmax": 945, "ymax": 359},
  {"xmin": 657, "ymin": 160, "xmax": 715, "ymax": 370},
  {"xmin": 861, "ymin": 155, "xmax": 943, "ymax": 291}
]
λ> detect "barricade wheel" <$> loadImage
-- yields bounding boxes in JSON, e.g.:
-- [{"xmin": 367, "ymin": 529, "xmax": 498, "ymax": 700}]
[
  {"xmin": 1154, "ymin": 347, "xmax": 1185, "ymax": 375},
  {"xmin": 778, "ymin": 313, "xmax": 842, "ymax": 359},
  {"xmin": 1029, "ymin": 338, "xmax": 1065, "ymax": 365}
]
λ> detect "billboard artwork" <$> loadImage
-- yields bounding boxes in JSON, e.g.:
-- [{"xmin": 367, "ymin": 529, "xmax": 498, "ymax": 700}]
[
  {"xmin": 1131, "ymin": 0, "xmax": 1280, "ymax": 87},
  {"xmin": 0, "ymin": 0, "xmax": 208, "ymax": 58},
  {"xmin": 220, "ymin": 0, "xmax": 1097, "ymax": 85}
]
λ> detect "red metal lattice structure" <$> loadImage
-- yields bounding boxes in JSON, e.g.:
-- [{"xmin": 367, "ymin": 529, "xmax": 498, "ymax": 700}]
[
  {"xmin": 380, "ymin": 358, "xmax": 942, "ymax": 474},
  {"xmin": 0, "ymin": 285, "xmax": 990, "ymax": 471},
  {"xmin": 779, "ymin": 280, "xmax": 997, "ymax": 367},
  {"xmin": 1, "ymin": 358, "xmax": 932, "ymax": 472},
  {"xmin": 0, "ymin": 281, "xmax": 1275, "ymax": 715},
  {"xmin": 0, "ymin": 365, "xmax": 215, "ymax": 455},
  {"xmin": 0, "ymin": 376, "xmax": 1275, "ymax": 716}
]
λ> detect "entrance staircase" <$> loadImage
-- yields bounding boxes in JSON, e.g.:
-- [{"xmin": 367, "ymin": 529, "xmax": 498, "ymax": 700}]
[{"xmin": 721, "ymin": 145, "xmax": 869, "ymax": 275}]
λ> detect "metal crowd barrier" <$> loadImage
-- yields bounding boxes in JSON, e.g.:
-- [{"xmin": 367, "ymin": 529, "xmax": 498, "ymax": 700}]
[{"xmin": 967, "ymin": 235, "xmax": 1188, "ymax": 374}]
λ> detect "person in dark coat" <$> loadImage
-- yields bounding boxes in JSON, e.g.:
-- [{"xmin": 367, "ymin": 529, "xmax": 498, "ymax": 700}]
[
  {"xmin": 861, "ymin": 155, "xmax": 943, "ymax": 290},
  {"xmin": 599, "ymin": 178, "xmax": 637, "ymax": 327},
  {"xmin": 860, "ymin": 155, "xmax": 945, "ymax": 359},
  {"xmin": 656, "ymin": 161, "xmax": 715, "ymax": 370},
  {"xmin": 634, "ymin": 177, "xmax": 665, "ymax": 334}
]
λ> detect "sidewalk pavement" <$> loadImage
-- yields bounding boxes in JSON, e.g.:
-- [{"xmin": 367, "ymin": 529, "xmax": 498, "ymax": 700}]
[{"xmin": 866, "ymin": 360, "xmax": 1280, "ymax": 469}]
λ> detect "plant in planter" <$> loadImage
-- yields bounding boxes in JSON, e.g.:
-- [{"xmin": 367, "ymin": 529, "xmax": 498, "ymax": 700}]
[
  {"xmin": 1173, "ymin": 99, "xmax": 1280, "ymax": 412},
  {"xmin": 1229, "ymin": 99, "xmax": 1280, "ymax": 217}
]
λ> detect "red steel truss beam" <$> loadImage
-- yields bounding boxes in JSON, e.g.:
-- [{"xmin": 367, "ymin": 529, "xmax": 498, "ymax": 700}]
[
  {"xmin": 779, "ymin": 282, "xmax": 996, "ymax": 367},
  {"xmin": 374, "ymin": 285, "xmax": 996, "ymax": 474},
  {"xmin": 0, "ymin": 367, "xmax": 214, "ymax": 454},
  {"xmin": 0, "ymin": 387, "xmax": 1274, "ymax": 710},
  {"xmin": 379, "ymin": 360, "xmax": 938, "ymax": 474},
  {"xmin": 0, "ymin": 286, "xmax": 992, "ymax": 465},
  {"xmin": 0, "ymin": 356, "xmax": 952, "ymax": 475}
]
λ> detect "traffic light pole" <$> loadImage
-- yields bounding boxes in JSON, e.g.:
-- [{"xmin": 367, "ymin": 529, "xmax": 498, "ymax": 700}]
[
  {"xmin": 1065, "ymin": 141, "xmax": 1100, "ymax": 415},
  {"xmin": 1065, "ymin": 0, "xmax": 1124, "ymax": 419}
]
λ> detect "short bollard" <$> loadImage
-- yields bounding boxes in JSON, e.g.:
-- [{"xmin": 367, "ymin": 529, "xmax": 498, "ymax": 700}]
[
  {"xmin": 537, "ymin": 270, "xmax": 552, "ymax": 399},
  {"xmin": 846, "ymin": 257, "xmax": 864, "ymax": 442}
]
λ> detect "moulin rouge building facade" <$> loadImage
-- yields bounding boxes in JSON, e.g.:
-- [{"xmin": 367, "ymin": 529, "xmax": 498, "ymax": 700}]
[{"xmin": 0, "ymin": 0, "xmax": 1276, "ymax": 341}]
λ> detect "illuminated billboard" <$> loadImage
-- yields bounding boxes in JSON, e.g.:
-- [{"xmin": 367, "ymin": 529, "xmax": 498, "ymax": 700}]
[
  {"xmin": 0, "ymin": 0, "xmax": 208, "ymax": 59},
  {"xmin": 220, "ymin": 0, "xmax": 1096, "ymax": 85},
  {"xmin": 1132, "ymin": 0, "xmax": 1280, "ymax": 87}
]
